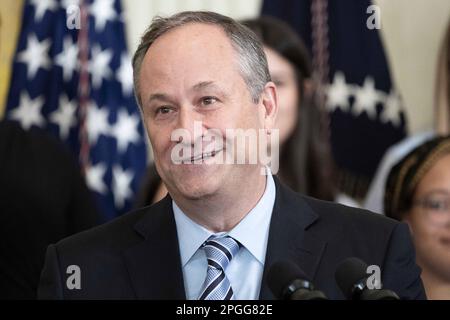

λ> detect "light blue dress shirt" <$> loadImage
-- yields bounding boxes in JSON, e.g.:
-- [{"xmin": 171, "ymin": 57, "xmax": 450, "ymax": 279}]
[{"xmin": 172, "ymin": 172, "xmax": 276, "ymax": 300}]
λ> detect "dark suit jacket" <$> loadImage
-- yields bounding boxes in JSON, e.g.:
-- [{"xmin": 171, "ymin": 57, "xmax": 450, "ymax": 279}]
[
  {"xmin": 0, "ymin": 121, "xmax": 100, "ymax": 299},
  {"xmin": 38, "ymin": 177, "xmax": 426, "ymax": 300}
]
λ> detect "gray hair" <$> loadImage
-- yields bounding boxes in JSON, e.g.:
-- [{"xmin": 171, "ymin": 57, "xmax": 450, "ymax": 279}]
[{"xmin": 132, "ymin": 11, "xmax": 271, "ymax": 107}]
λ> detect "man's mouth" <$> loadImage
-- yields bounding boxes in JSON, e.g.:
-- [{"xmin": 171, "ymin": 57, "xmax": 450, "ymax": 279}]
[{"xmin": 182, "ymin": 148, "xmax": 223, "ymax": 163}]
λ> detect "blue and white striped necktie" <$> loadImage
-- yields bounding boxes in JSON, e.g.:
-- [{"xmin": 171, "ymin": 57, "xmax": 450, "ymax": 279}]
[{"xmin": 198, "ymin": 235, "xmax": 241, "ymax": 300}]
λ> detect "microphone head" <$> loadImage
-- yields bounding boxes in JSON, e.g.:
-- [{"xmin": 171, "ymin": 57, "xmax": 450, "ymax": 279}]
[
  {"xmin": 335, "ymin": 257, "xmax": 369, "ymax": 299},
  {"xmin": 267, "ymin": 260, "xmax": 310, "ymax": 299}
]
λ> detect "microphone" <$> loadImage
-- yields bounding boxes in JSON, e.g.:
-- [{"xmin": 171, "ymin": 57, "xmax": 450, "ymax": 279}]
[
  {"xmin": 335, "ymin": 257, "xmax": 400, "ymax": 300},
  {"xmin": 267, "ymin": 260, "xmax": 328, "ymax": 300}
]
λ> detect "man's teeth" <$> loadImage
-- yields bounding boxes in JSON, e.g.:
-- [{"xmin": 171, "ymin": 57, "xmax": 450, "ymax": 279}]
[{"xmin": 191, "ymin": 150, "xmax": 218, "ymax": 161}]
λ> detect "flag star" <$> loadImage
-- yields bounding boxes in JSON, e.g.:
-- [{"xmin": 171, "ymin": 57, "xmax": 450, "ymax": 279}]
[
  {"xmin": 16, "ymin": 34, "xmax": 52, "ymax": 80},
  {"xmin": 87, "ymin": 102, "xmax": 110, "ymax": 145},
  {"xmin": 86, "ymin": 162, "xmax": 108, "ymax": 194},
  {"xmin": 352, "ymin": 76, "xmax": 379, "ymax": 120},
  {"xmin": 90, "ymin": 0, "xmax": 117, "ymax": 33},
  {"xmin": 55, "ymin": 36, "xmax": 79, "ymax": 82},
  {"xmin": 116, "ymin": 53, "xmax": 134, "ymax": 96},
  {"xmin": 111, "ymin": 109, "xmax": 141, "ymax": 153},
  {"xmin": 380, "ymin": 90, "xmax": 403, "ymax": 127},
  {"xmin": 112, "ymin": 165, "xmax": 134, "ymax": 209},
  {"xmin": 89, "ymin": 45, "xmax": 113, "ymax": 89},
  {"xmin": 49, "ymin": 94, "xmax": 77, "ymax": 140},
  {"xmin": 326, "ymin": 72, "xmax": 351, "ymax": 112},
  {"xmin": 30, "ymin": 0, "xmax": 58, "ymax": 22},
  {"xmin": 9, "ymin": 91, "xmax": 45, "ymax": 130}
]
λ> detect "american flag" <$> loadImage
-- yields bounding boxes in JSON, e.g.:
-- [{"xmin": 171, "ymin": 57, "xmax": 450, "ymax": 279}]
[
  {"xmin": 5, "ymin": 0, "xmax": 147, "ymax": 221},
  {"xmin": 262, "ymin": 0, "xmax": 407, "ymax": 200}
]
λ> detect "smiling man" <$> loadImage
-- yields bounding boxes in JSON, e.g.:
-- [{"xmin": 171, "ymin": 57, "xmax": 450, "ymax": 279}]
[{"xmin": 38, "ymin": 11, "xmax": 426, "ymax": 300}]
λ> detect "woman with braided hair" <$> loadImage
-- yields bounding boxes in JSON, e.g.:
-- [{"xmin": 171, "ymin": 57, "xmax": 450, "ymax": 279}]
[{"xmin": 385, "ymin": 135, "xmax": 450, "ymax": 299}]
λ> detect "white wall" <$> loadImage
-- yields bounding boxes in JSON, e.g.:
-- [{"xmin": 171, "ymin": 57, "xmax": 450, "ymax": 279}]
[
  {"xmin": 374, "ymin": 0, "xmax": 450, "ymax": 134},
  {"xmin": 122, "ymin": 0, "xmax": 262, "ymax": 53}
]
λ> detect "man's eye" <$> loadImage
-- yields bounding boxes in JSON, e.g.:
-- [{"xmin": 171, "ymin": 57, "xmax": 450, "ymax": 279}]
[
  {"xmin": 201, "ymin": 97, "xmax": 218, "ymax": 106},
  {"xmin": 156, "ymin": 106, "xmax": 172, "ymax": 115}
]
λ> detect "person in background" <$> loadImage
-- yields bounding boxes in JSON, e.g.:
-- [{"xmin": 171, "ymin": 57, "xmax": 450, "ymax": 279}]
[
  {"xmin": 243, "ymin": 16, "xmax": 335, "ymax": 201},
  {"xmin": 365, "ymin": 20, "xmax": 450, "ymax": 214},
  {"xmin": 385, "ymin": 135, "xmax": 450, "ymax": 299},
  {"xmin": 135, "ymin": 15, "xmax": 336, "ymax": 206},
  {"xmin": 364, "ymin": 131, "xmax": 435, "ymax": 214},
  {"xmin": 0, "ymin": 120, "xmax": 100, "ymax": 299}
]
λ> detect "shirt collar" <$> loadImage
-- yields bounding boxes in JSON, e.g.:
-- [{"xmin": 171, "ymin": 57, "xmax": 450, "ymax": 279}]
[
  {"xmin": 172, "ymin": 200, "xmax": 212, "ymax": 267},
  {"xmin": 173, "ymin": 169, "xmax": 276, "ymax": 267}
]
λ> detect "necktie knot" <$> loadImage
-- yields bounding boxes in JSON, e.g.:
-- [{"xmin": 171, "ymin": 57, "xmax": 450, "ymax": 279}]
[{"xmin": 202, "ymin": 235, "xmax": 240, "ymax": 271}]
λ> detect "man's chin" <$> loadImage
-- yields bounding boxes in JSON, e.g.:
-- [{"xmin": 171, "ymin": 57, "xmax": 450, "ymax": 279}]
[
  {"xmin": 174, "ymin": 182, "xmax": 219, "ymax": 200},
  {"xmin": 169, "ymin": 165, "xmax": 223, "ymax": 199},
  {"xmin": 170, "ymin": 161, "xmax": 222, "ymax": 179}
]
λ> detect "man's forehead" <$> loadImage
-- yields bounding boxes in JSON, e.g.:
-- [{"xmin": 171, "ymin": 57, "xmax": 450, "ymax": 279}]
[
  {"xmin": 147, "ymin": 22, "xmax": 233, "ymax": 57},
  {"xmin": 139, "ymin": 22, "xmax": 243, "ymax": 92}
]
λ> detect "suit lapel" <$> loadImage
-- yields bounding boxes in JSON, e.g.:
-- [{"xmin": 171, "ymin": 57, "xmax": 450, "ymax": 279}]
[
  {"xmin": 122, "ymin": 195, "xmax": 186, "ymax": 299},
  {"xmin": 259, "ymin": 178, "xmax": 327, "ymax": 299}
]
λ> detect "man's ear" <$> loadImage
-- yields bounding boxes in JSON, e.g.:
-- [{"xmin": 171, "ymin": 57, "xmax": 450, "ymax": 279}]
[{"xmin": 258, "ymin": 81, "xmax": 278, "ymax": 131}]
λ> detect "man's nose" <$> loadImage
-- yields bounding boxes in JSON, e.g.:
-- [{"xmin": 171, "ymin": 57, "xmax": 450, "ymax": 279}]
[{"xmin": 176, "ymin": 107, "xmax": 206, "ymax": 146}]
